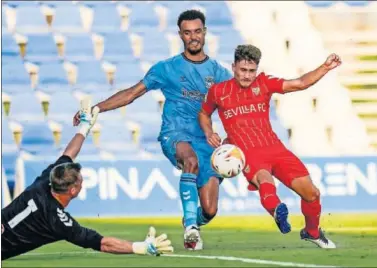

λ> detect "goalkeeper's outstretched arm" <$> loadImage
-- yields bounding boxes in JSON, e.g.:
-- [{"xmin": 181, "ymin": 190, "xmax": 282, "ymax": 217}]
[
  {"xmin": 73, "ymin": 82, "xmax": 147, "ymax": 126},
  {"xmin": 100, "ymin": 227, "xmax": 173, "ymax": 256},
  {"xmin": 64, "ymin": 98, "xmax": 99, "ymax": 160}
]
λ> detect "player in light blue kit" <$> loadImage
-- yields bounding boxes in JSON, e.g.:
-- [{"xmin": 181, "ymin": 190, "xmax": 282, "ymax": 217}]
[{"xmin": 73, "ymin": 10, "xmax": 232, "ymax": 250}]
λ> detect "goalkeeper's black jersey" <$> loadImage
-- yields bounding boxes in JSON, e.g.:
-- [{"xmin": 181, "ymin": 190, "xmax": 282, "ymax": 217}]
[{"xmin": 1, "ymin": 155, "xmax": 103, "ymax": 260}]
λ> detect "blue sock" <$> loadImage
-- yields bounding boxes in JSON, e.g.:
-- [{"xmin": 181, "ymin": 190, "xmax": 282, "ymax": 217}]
[
  {"xmin": 180, "ymin": 173, "xmax": 198, "ymax": 228},
  {"xmin": 196, "ymin": 207, "xmax": 211, "ymax": 227}
]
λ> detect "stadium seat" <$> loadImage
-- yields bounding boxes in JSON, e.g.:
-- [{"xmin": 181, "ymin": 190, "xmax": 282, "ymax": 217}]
[
  {"xmin": 204, "ymin": 2, "xmax": 234, "ymax": 31},
  {"xmin": 215, "ymin": 30, "xmax": 244, "ymax": 61},
  {"xmin": 58, "ymin": 123, "xmax": 99, "ymax": 154},
  {"xmin": 102, "ymin": 32, "xmax": 134, "ymax": 61},
  {"xmin": 2, "ymin": 119, "xmax": 18, "ymax": 152},
  {"xmin": 138, "ymin": 30, "xmax": 171, "ymax": 61},
  {"xmin": 2, "ymin": 151, "xmax": 18, "ymax": 195},
  {"xmin": 8, "ymin": 92, "xmax": 44, "ymax": 121},
  {"xmin": 113, "ymin": 60, "xmax": 144, "ymax": 88},
  {"xmin": 2, "ymin": 31, "xmax": 20, "ymax": 57},
  {"xmin": 96, "ymin": 122, "xmax": 140, "ymax": 154},
  {"xmin": 51, "ymin": 5, "xmax": 84, "ymax": 33},
  {"xmin": 90, "ymin": 4, "xmax": 122, "ymax": 33},
  {"xmin": 63, "ymin": 33, "xmax": 95, "ymax": 61},
  {"xmin": 14, "ymin": 5, "xmax": 49, "ymax": 33},
  {"xmin": 19, "ymin": 121, "xmax": 57, "ymax": 155},
  {"xmin": 163, "ymin": 1, "xmax": 193, "ymax": 31},
  {"xmin": 139, "ymin": 118, "xmax": 163, "ymax": 154},
  {"xmin": 2, "ymin": 57, "xmax": 32, "ymax": 92},
  {"xmin": 24, "ymin": 33, "xmax": 60, "ymax": 62},
  {"xmin": 48, "ymin": 91, "xmax": 79, "ymax": 122},
  {"xmin": 128, "ymin": 3, "xmax": 160, "ymax": 32},
  {"xmin": 331, "ymin": 114, "xmax": 372, "ymax": 155},
  {"xmin": 43, "ymin": 1, "xmax": 77, "ymax": 7},
  {"xmin": 304, "ymin": 1, "xmax": 335, "ymax": 8},
  {"xmin": 35, "ymin": 61, "xmax": 70, "ymax": 93},
  {"xmin": 124, "ymin": 93, "xmax": 161, "ymax": 121},
  {"xmin": 73, "ymin": 60, "xmax": 110, "ymax": 92}
]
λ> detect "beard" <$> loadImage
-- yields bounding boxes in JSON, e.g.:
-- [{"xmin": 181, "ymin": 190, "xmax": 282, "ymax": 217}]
[{"xmin": 185, "ymin": 40, "xmax": 205, "ymax": 55}]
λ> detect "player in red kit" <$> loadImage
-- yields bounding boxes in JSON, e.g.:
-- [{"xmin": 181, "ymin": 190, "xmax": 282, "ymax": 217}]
[{"xmin": 199, "ymin": 45, "xmax": 341, "ymax": 249}]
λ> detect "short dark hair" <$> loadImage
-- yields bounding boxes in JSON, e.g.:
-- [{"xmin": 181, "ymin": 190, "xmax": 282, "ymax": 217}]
[
  {"xmin": 234, "ymin": 45, "xmax": 262, "ymax": 65},
  {"xmin": 177, "ymin": 9, "xmax": 206, "ymax": 29},
  {"xmin": 50, "ymin": 162, "xmax": 82, "ymax": 193}
]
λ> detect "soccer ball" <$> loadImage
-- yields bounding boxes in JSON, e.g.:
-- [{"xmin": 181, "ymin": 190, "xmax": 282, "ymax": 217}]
[{"xmin": 211, "ymin": 144, "xmax": 246, "ymax": 178}]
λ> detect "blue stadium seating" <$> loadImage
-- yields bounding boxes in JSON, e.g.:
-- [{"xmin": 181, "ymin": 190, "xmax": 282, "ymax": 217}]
[
  {"xmin": 8, "ymin": 92, "xmax": 44, "ymax": 121},
  {"xmin": 73, "ymin": 60, "xmax": 110, "ymax": 92},
  {"xmin": 305, "ymin": 1, "xmax": 335, "ymax": 7},
  {"xmin": 91, "ymin": 4, "xmax": 122, "ymax": 33},
  {"xmin": 20, "ymin": 121, "xmax": 58, "ymax": 155},
  {"xmin": 124, "ymin": 93, "xmax": 161, "ymax": 123},
  {"xmin": 2, "ymin": 32, "xmax": 19, "ymax": 57},
  {"xmin": 2, "ymin": 57, "xmax": 32, "ymax": 92},
  {"xmin": 102, "ymin": 32, "xmax": 134, "ymax": 61},
  {"xmin": 82, "ymin": 1, "xmax": 117, "ymax": 7},
  {"xmin": 113, "ymin": 60, "xmax": 144, "ymax": 88},
  {"xmin": 2, "ymin": 119, "xmax": 18, "ymax": 152},
  {"xmin": 24, "ymin": 33, "xmax": 60, "ymax": 62},
  {"xmin": 58, "ymin": 123, "xmax": 100, "ymax": 155},
  {"xmin": 2, "ymin": 6, "xmax": 8, "ymax": 31},
  {"xmin": 138, "ymin": 30, "xmax": 171, "ymax": 61},
  {"xmin": 48, "ymin": 92, "xmax": 79, "ymax": 122},
  {"xmin": 14, "ymin": 5, "xmax": 49, "ymax": 33},
  {"xmin": 139, "ymin": 118, "xmax": 162, "ymax": 154},
  {"xmin": 97, "ymin": 122, "xmax": 140, "ymax": 154},
  {"xmin": 63, "ymin": 33, "xmax": 95, "ymax": 61},
  {"xmin": 7, "ymin": 1, "xmax": 40, "ymax": 7},
  {"xmin": 2, "ymin": 151, "xmax": 18, "ymax": 191},
  {"xmin": 35, "ymin": 61, "xmax": 71, "ymax": 93},
  {"xmin": 204, "ymin": 2, "xmax": 234, "ymax": 31},
  {"xmin": 216, "ymin": 31, "xmax": 245, "ymax": 61},
  {"xmin": 43, "ymin": 1, "xmax": 77, "ymax": 7},
  {"xmin": 128, "ymin": 3, "xmax": 160, "ymax": 32},
  {"xmin": 163, "ymin": 1, "xmax": 194, "ymax": 31},
  {"xmin": 51, "ymin": 5, "xmax": 84, "ymax": 33}
]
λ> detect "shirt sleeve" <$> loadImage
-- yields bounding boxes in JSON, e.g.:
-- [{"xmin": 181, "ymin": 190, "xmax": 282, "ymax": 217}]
[
  {"xmin": 32, "ymin": 155, "xmax": 73, "ymax": 186},
  {"xmin": 53, "ymin": 208, "xmax": 103, "ymax": 251},
  {"xmin": 202, "ymin": 85, "xmax": 217, "ymax": 115},
  {"xmin": 215, "ymin": 62, "xmax": 233, "ymax": 83},
  {"xmin": 142, "ymin": 61, "xmax": 166, "ymax": 91},
  {"xmin": 261, "ymin": 72, "xmax": 285, "ymax": 94}
]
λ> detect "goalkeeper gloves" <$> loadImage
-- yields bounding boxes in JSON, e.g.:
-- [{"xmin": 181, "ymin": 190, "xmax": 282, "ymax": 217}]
[
  {"xmin": 132, "ymin": 227, "xmax": 174, "ymax": 256},
  {"xmin": 77, "ymin": 97, "xmax": 99, "ymax": 138}
]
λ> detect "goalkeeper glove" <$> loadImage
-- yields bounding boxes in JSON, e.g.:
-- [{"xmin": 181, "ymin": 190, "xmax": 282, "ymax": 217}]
[
  {"xmin": 77, "ymin": 98, "xmax": 99, "ymax": 138},
  {"xmin": 132, "ymin": 227, "xmax": 174, "ymax": 256}
]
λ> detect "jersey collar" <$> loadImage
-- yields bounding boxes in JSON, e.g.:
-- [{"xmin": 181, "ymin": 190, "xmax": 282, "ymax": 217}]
[{"xmin": 181, "ymin": 53, "xmax": 209, "ymax": 64}]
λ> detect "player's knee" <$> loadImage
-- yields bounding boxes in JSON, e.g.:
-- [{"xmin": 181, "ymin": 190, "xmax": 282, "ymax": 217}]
[
  {"xmin": 255, "ymin": 169, "xmax": 274, "ymax": 185},
  {"xmin": 203, "ymin": 207, "xmax": 217, "ymax": 221},
  {"xmin": 303, "ymin": 186, "xmax": 320, "ymax": 203},
  {"xmin": 183, "ymin": 156, "xmax": 199, "ymax": 174}
]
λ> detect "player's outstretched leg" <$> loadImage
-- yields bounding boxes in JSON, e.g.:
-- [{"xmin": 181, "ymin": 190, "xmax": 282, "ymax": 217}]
[
  {"xmin": 291, "ymin": 176, "xmax": 336, "ymax": 249},
  {"xmin": 176, "ymin": 142, "xmax": 202, "ymax": 250},
  {"xmin": 253, "ymin": 170, "xmax": 291, "ymax": 234},
  {"xmin": 197, "ymin": 176, "xmax": 220, "ymax": 228}
]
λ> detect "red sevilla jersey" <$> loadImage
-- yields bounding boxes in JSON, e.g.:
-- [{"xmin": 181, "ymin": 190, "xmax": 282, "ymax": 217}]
[{"xmin": 202, "ymin": 72, "xmax": 286, "ymax": 151}]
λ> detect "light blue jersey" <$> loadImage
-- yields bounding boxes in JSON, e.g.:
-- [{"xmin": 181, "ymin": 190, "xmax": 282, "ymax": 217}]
[
  {"xmin": 142, "ymin": 53, "xmax": 232, "ymax": 188},
  {"xmin": 143, "ymin": 53, "xmax": 232, "ymax": 140}
]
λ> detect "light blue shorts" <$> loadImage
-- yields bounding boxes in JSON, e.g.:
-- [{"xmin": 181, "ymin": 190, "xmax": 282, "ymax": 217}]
[{"xmin": 159, "ymin": 132, "xmax": 222, "ymax": 188}]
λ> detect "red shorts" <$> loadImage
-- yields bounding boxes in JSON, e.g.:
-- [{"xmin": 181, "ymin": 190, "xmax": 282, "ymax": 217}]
[{"xmin": 242, "ymin": 145, "xmax": 309, "ymax": 191}]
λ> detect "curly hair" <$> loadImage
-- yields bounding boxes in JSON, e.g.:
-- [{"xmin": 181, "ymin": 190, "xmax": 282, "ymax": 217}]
[
  {"xmin": 177, "ymin": 9, "xmax": 206, "ymax": 29},
  {"xmin": 234, "ymin": 44, "xmax": 262, "ymax": 64}
]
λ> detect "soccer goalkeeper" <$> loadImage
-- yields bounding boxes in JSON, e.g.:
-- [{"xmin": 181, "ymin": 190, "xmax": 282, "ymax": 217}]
[{"xmin": 1, "ymin": 99, "xmax": 173, "ymax": 260}]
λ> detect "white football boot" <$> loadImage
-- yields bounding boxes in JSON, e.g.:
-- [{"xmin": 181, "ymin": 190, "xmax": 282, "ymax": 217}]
[
  {"xmin": 300, "ymin": 228, "xmax": 336, "ymax": 249},
  {"xmin": 183, "ymin": 225, "xmax": 203, "ymax": 250}
]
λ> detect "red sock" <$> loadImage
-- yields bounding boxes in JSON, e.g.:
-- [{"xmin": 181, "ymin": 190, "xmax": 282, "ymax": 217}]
[
  {"xmin": 301, "ymin": 198, "xmax": 321, "ymax": 238},
  {"xmin": 259, "ymin": 183, "xmax": 281, "ymax": 216}
]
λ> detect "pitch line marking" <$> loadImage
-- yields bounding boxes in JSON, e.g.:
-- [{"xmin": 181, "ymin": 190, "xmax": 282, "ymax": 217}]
[{"xmin": 22, "ymin": 251, "xmax": 339, "ymax": 267}]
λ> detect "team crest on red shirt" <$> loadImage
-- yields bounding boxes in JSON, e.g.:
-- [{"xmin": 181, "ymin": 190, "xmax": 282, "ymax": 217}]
[
  {"xmin": 252, "ymin": 87, "xmax": 260, "ymax": 96},
  {"xmin": 205, "ymin": 76, "xmax": 215, "ymax": 89}
]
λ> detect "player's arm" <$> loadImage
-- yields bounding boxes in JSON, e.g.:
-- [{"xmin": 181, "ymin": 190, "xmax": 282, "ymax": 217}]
[
  {"xmin": 55, "ymin": 212, "xmax": 173, "ymax": 256},
  {"xmin": 199, "ymin": 86, "xmax": 221, "ymax": 148},
  {"xmin": 73, "ymin": 82, "xmax": 146, "ymax": 126},
  {"xmin": 282, "ymin": 53, "xmax": 342, "ymax": 93}
]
